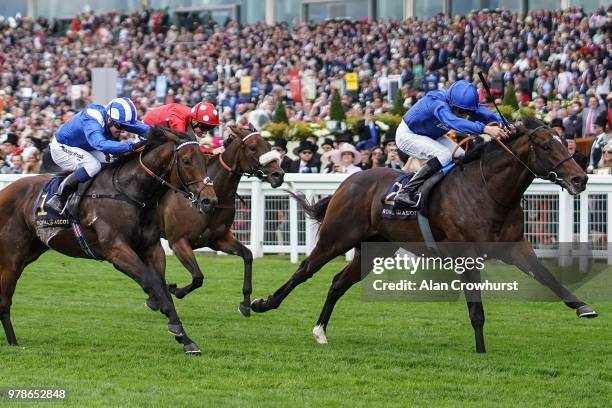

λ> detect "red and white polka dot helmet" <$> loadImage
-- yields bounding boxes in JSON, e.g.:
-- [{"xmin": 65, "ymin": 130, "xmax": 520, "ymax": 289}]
[{"xmin": 190, "ymin": 101, "xmax": 220, "ymax": 126}]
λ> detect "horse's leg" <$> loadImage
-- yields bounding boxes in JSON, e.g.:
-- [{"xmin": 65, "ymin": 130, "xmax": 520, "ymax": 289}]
[
  {"xmin": 0, "ymin": 263, "xmax": 23, "ymax": 346},
  {"xmin": 251, "ymin": 238, "xmax": 351, "ymax": 313},
  {"xmin": 0, "ymin": 238, "xmax": 46, "ymax": 346},
  {"xmin": 504, "ymin": 240, "xmax": 596, "ymax": 317},
  {"xmin": 313, "ymin": 248, "xmax": 363, "ymax": 344},
  {"xmin": 460, "ymin": 268, "xmax": 486, "ymax": 353},
  {"xmin": 210, "ymin": 232, "xmax": 253, "ymax": 318},
  {"xmin": 142, "ymin": 243, "xmax": 201, "ymax": 355},
  {"xmin": 167, "ymin": 238, "xmax": 204, "ymax": 300},
  {"xmin": 107, "ymin": 243, "xmax": 200, "ymax": 354}
]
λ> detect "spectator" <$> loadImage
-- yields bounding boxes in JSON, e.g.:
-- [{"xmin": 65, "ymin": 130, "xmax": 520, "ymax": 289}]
[
  {"xmin": 7, "ymin": 154, "xmax": 24, "ymax": 174},
  {"xmin": 329, "ymin": 143, "xmax": 362, "ymax": 175},
  {"xmin": 289, "ymin": 140, "xmax": 320, "ymax": 173},
  {"xmin": 22, "ymin": 146, "xmax": 41, "ymax": 174},
  {"xmin": 370, "ymin": 146, "xmax": 385, "ymax": 168},
  {"xmin": 588, "ymin": 116, "xmax": 611, "ymax": 173},
  {"xmin": 358, "ymin": 149, "xmax": 372, "ymax": 170},
  {"xmin": 272, "ymin": 139, "xmax": 292, "ymax": 173},
  {"xmin": 583, "ymin": 96, "xmax": 605, "ymax": 137},
  {"xmin": 594, "ymin": 143, "xmax": 612, "ymax": 175},
  {"xmin": 567, "ymin": 135, "xmax": 588, "ymax": 171}
]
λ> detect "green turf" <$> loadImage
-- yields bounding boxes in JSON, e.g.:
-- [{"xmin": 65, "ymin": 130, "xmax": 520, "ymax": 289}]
[{"xmin": 0, "ymin": 252, "xmax": 610, "ymax": 407}]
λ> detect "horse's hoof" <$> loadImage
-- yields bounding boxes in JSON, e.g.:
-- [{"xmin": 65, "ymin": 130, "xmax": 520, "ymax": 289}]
[
  {"xmin": 576, "ymin": 305, "xmax": 598, "ymax": 318},
  {"xmin": 312, "ymin": 324, "xmax": 328, "ymax": 344},
  {"xmin": 250, "ymin": 298, "xmax": 266, "ymax": 313},
  {"xmin": 238, "ymin": 303, "xmax": 251, "ymax": 318},
  {"xmin": 145, "ymin": 298, "xmax": 159, "ymax": 311},
  {"xmin": 183, "ymin": 342, "xmax": 202, "ymax": 355},
  {"xmin": 168, "ymin": 323, "xmax": 185, "ymax": 337},
  {"xmin": 168, "ymin": 283, "xmax": 178, "ymax": 294}
]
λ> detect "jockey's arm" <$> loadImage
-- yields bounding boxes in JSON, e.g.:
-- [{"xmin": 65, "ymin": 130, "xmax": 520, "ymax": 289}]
[
  {"xmin": 473, "ymin": 105, "xmax": 503, "ymax": 125},
  {"xmin": 434, "ymin": 104, "xmax": 485, "ymax": 135},
  {"xmin": 82, "ymin": 118, "xmax": 134, "ymax": 155}
]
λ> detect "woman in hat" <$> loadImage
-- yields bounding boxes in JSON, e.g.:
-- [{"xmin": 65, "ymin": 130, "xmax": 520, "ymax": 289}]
[
  {"xmin": 328, "ymin": 143, "xmax": 362, "ymax": 175},
  {"xmin": 289, "ymin": 140, "xmax": 320, "ymax": 173},
  {"xmin": 594, "ymin": 142, "xmax": 612, "ymax": 175}
]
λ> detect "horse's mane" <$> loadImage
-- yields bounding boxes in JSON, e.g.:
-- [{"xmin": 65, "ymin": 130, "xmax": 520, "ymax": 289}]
[{"xmin": 461, "ymin": 116, "xmax": 547, "ymax": 164}]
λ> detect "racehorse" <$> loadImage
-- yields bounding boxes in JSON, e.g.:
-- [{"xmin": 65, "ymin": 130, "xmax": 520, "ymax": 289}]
[
  {"xmin": 156, "ymin": 125, "xmax": 284, "ymax": 317},
  {"xmin": 0, "ymin": 127, "xmax": 217, "ymax": 354},
  {"xmin": 251, "ymin": 117, "xmax": 596, "ymax": 353}
]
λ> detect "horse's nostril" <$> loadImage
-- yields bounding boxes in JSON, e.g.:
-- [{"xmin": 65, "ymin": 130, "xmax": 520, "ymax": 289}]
[{"xmin": 571, "ymin": 176, "xmax": 587, "ymax": 187}]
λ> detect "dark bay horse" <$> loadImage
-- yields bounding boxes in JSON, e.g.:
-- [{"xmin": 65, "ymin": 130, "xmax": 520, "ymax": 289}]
[
  {"xmin": 0, "ymin": 127, "xmax": 217, "ymax": 354},
  {"xmin": 251, "ymin": 117, "xmax": 596, "ymax": 353},
  {"xmin": 157, "ymin": 125, "xmax": 284, "ymax": 316}
]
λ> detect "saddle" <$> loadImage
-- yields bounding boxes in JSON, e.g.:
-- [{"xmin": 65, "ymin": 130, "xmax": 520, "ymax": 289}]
[{"xmin": 34, "ymin": 176, "xmax": 99, "ymax": 259}]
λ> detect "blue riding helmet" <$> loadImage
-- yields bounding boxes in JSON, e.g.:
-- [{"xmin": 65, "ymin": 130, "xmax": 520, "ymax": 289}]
[
  {"xmin": 447, "ymin": 80, "xmax": 479, "ymax": 111},
  {"xmin": 106, "ymin": 97, "xmax": 150, "ymax": 135}
]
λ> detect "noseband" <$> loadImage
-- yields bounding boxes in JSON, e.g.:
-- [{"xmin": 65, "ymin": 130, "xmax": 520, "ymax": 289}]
[
  {"xmin": 218, "ymin": 131, "xmax": 281, "ymax": 179},
  {"xmin": 139, "ymin": 140, "xmax": 214, "ymax": 209}
]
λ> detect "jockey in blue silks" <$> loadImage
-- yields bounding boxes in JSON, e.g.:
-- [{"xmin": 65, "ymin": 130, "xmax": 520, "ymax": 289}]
[
  {"xmin": 47, "ymin": 97, "xmax": 150, "ymax": 213},
  {"xmin": 395, "ymin": 80, "xmax": 510, "ymax": 206}
]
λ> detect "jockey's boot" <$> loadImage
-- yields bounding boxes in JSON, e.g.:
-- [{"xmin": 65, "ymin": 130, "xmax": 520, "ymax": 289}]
[
  {"xmin": 46, "ymin": 172, "xmax": 81, "ymax": 214},
  {"xmin": 395, "ymin": 157, "xmax": 442, "ymax": 207}
]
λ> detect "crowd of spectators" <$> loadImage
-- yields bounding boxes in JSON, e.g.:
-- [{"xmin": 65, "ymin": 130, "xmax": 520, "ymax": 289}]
[{"xmin": 0, "ymin": 5, "xmax": 610, "ymax": 175}]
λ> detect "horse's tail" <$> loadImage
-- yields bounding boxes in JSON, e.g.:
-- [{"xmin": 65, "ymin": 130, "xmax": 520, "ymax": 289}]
[{"xmin": 286, "ymin": 191, "xmax": 332, "ymax": 224}]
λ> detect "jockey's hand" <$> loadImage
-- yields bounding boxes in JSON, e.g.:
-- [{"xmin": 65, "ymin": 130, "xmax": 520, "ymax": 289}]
[
  {"xmin": 484, "ymin": 124, "xmax": 511, "ymax": 140},
  {"xmin": 132, "ymin": 140, "xmax": 148, "ymax": 152}
]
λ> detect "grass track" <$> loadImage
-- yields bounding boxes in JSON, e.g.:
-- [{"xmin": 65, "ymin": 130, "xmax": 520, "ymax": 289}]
[{"xmin": 0, "ymin": 252, "xmax": 610, "ymax": 407}]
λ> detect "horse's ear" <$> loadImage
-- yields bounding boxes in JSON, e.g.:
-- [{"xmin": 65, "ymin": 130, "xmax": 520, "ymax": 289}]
[
  {"xmin": 247, "ymin": 122, "xmax": 257, "ymax": 132},
  {"xmin": 160, "ymin": 127, "xmax": 180, "ymax": 143}
]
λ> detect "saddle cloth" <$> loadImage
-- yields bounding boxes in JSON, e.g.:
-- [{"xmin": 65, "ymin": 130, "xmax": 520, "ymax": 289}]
[
  {"xmin": 380, "ymin": 162, "xmax": 456, "ymax": 221},
  {"xmin": 34, "ymin": 176, "xmax": 100, "ymax": 260}
]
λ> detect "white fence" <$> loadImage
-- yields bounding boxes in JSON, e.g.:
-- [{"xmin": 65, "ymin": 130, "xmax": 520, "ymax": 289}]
[{"xmin": 2, "ymin": 174, "xmax": 611, "ymax": 262}]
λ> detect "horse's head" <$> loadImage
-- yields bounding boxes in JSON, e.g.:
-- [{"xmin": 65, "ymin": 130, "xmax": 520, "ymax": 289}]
[
  {"xmin": 145, "ymin": 126, "xmax": 218, "ymax": 213},
  {"xmin": 223, "ymin": 124, "xmax": 285, "ymax": 188},
  {"xmin": 517, "ymin": 117, "xmax": 587, "ymax": 195}
]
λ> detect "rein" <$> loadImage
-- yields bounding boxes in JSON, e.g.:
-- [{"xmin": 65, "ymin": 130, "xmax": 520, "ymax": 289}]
[
  {"xmin": 479, "ymin": 125, "xmax": 574, "ymax": 208},
  {"xmin": 139, "ymin": 140, "xmax": 213, "ymax": 207}
]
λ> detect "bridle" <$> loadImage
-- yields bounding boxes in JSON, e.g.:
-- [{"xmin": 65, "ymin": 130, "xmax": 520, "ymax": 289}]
[
  {"xmin": 139, "ymin": 140, "xmax": 214, "ymax": 210},
  {"xmin": 218, "ymin": 131, "xmax": 281, "ymax": 180},
  {"xmin": 480, "ymin": 125, "xmax": 574, "ymax": 207}
]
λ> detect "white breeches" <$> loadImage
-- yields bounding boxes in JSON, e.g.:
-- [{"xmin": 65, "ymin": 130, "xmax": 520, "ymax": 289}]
[{"xmin": 395, "ymin": 120, "xmax": 464, "ymax": 166}]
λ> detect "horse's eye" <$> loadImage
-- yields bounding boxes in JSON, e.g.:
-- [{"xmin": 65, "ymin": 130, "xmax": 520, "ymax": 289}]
[
  {"xmin": 182, "ymin": 158, "xmax": 191, "ymax": 165},
  {"xmin": 542, "ymin": 143, "xmax": 552, "ymax": 151}
]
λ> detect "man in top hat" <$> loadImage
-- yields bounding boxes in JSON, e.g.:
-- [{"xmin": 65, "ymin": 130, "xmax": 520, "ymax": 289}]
[
  {"xmin": 588, "ymin": 115, "xmax": 611, "ymax": 173},
  {"xmin": 289, "ymin": 140, "xmax": 320, "ymax": 173},
  {"xmin": 0, "ymin": 133, "xmax": 19, "ymax": 163},
  {"xmin": 272, "ymin": 138, "xmax": 292, "ymax": 173},
  {"xmin": 551, "ymin": 118, "xmax": 587, "ymax": 170}
]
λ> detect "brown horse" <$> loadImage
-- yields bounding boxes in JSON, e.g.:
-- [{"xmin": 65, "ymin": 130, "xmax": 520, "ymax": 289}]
[
  {"xmin": 0, "ymin": 127, "xmax": 217, "ymax": 354},
  {"xmin": 157, "ymin": 125, "xmax": 284, "ymax": 316},
  {"xmin": 251, "ymin": 117, "xmax": 596, "ymax": 353}
]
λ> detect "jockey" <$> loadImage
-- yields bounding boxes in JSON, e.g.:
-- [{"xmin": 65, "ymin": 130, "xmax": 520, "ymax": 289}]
[
  {"xmin": 395, "ymin": 80, "xmax": 510, "ymax": 206},
  {"xmin": 47, "ymin": 97, "xmax": 150, "ymax": 213},
  {"xmin": 143, "ymin": 101, "xmax": 220, "ymax": 136}
]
